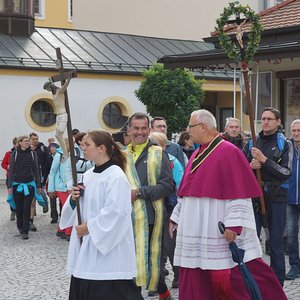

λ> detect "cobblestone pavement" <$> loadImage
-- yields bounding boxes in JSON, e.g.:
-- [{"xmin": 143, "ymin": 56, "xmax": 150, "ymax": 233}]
[{"xmin": 0, "ymin": 184, "xmax": 299, "ymax": 299}]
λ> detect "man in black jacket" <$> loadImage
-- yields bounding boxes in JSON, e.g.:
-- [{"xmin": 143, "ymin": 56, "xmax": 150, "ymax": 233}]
[
  {"xmin": 125, "ymin": 112, "xmax": 174, "ymax": 300},
  {"xmin": 29, "ymin": 133, "xmax": 50, "ymax": 230},
  {"xmin": 243, "ymin": 107, "xmax": 292, "ymax": 286},
  {"xmin": 151, "ymin": 117, "xmax": 185, "ymax": 168},
  {"xmin": 221, "ymin": 117, "xmax": 245, "ymax": 150}
]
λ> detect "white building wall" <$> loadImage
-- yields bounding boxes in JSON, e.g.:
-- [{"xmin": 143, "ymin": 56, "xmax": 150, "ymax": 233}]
[
  {"xmin": 73, "ymin": 0, "xmax": 260, "ymax": 41},
  {"xmin": 0, "ymin": 74, "xmax": 145, "ymax": 179}
]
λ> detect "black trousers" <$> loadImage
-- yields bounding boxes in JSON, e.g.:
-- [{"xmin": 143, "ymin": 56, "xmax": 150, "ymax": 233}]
[
  {"xmin": 14, "ymin": 185, "xmax": 34, "ymax": 234},
  {"xmin": 69, "ymin": 276, "xmax": 144, "ymax": 300},
  {"xmin": 50, "ymin": 196, "xmax": 58, "ymax": 221},
  {"xmin": 161, "ymin": 211, "xmax": 179, "ymax": 280}
]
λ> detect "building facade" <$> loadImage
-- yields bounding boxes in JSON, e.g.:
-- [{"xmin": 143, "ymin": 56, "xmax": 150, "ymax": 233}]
[{"xmin": 34, "ymin": 0, "xmax": 282, "ymax": 41}]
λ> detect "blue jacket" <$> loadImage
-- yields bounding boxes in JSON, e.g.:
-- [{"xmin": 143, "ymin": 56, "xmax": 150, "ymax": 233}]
[
  {"xmin": 165, "ymin": 154, "xmax": 184, "ymax": 211},
  {"xmin": 168, "ymin": 154, "xmax": 184, "ymax": 189},
  {"xmin": 7, "ymin": 180, "xmax": 45, "ymax": 210},
  {"xmin": 48, "ymin": 148, "xmax": 70, "ymax": 193},
  {"xmin": 288, "ymin": 139, "xmax": 300, "ymax": 205},
  {"xmin": 166, "ymin": 141, "xmax": 185, "ymax": 168},
  {"xmin": 65, "ymin": 145, "xmax": 94, "ymax": 189}
]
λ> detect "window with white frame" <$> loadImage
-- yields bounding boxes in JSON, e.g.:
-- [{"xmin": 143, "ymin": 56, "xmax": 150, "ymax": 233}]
[
  {"xmin": 0, "ymin": 0, "xmax": 5, "ymax": 12},
  {"xmin": 34, "ymin": 0, "xmax": 45, "ymax": 19},
  {"xmin": 68, "ymin": 0, "xmax": 73, "ymax": 22},
  {"xmin": 264, "ymin": 0, "xmax": 283, "ymax": 9}
]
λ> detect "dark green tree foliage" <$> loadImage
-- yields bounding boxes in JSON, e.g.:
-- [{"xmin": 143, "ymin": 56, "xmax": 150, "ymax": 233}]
[{"xmin": 135, "ymin": 64, "xmax": 205, "ymax": 134}]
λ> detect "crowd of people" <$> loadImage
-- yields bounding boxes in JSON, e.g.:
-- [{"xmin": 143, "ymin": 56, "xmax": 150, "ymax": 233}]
[{"xmin": 2, "ymin": 107, "xmax": 300, "ymax": 300}]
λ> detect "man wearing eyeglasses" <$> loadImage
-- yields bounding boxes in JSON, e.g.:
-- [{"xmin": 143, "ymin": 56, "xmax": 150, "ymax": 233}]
[
  {"xmin": 243, "ymin": 107, "xmax": 292, "ymax": 287},
  {"xmin": 150, "ymin": 116, "xmax": 186, "ymax": 292},
  {"xmin": 169, "ymin": 109, "xmax": 287, "ymax": 299},
  {"xmin": 125, "ymin": 112, "xmax": 174, "ymax": 300},
  {"xmin": 151, "ymin": 117, "xmax": 185, "ymax": 168}
]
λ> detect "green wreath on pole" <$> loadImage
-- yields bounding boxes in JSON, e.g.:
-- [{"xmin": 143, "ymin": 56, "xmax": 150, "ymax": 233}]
[{"xmin": 215, "ymin": 1, "xmax": 263, "ymax": 63}]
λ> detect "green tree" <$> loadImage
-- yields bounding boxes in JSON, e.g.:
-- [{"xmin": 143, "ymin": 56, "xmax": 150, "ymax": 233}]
[{"xmin": 135, "ymin": 63, "xmax": 205, "ymax": 134}]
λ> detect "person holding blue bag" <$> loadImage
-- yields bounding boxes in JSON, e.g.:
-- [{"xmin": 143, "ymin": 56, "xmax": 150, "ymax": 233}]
[{"xmin": 7, "ymin": 135, "xmax": 43, "ymax": 240}]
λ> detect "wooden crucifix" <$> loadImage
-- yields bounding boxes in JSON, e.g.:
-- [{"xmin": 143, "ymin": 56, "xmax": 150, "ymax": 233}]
[
  {"xmin": 216, "ymin": 4, "xmax": 265, "ymax": 226},
  {"xmin": 44, "ymin": 47, "xmax": 83, "ymax": 237}
]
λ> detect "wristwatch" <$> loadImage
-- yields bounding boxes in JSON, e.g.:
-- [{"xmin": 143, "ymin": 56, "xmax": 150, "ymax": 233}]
[{"xmin": 136, "ymin": 189, "xmax": 142, "ymax": 199}]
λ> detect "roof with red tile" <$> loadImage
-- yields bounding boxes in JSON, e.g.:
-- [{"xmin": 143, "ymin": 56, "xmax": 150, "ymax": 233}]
[
  {"xmin": 212, "ymin": 0, "xmax": 300, "ymax": 36},
  {"xmin": 260, "ymin": 0, "xmax": 300, "ymax": 30}
]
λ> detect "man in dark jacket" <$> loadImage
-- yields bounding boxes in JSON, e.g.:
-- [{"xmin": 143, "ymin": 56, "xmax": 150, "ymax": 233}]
[
  {"xmin": 29, "ymin": 133, "xmax": 50, "ymax": 230},
  {"xmin": 151, "ymin": 117, "xmax": 185, "ymax": 167},
  {"xmin": 221, "ymin": 117, "xmax": 245, "ymax": 150},
  {"xmin": 243, "ymin": 107, "xmax": 292, "ymax": 286},
  {"xmin": 30, "ymin": 133, "xmax": 51, "ymax": 185},
  {"xmin": 125, "ymin": 112, "xmax": 174, "ymax": 300},
  {"xmin": 286, "ymin": 119, "xmax": 300, "ymax": 280}
]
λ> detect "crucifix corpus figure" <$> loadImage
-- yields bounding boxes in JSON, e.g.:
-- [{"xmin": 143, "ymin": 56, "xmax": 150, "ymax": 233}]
[
  {"xmin": 234, "ymin": 18, "xmax": 247, "ymax": 49},
  {"xmin": 43, "ymin": 76, "xmax": 72, "ymax": 160}
]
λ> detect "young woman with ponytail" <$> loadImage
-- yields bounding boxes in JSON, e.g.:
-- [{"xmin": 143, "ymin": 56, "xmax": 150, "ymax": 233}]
[{"xmin": 59, "ymin": 129, "xmax": 143, "ymax": 300}]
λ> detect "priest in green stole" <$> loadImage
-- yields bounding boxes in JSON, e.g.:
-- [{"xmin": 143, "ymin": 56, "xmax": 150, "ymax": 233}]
[{"xmin": 125, "ymin": 113, "xmax": 174, "ymax": 300}]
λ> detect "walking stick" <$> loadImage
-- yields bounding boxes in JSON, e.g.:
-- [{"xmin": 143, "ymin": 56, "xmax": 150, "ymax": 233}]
[{"xmin": 51, "ymin": 48, "xmax": 83, "ymax": 242}]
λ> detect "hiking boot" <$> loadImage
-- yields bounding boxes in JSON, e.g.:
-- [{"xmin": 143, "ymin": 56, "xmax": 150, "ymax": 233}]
[
  {"xmin": 285, "ymin": 267, "xmax": 300, "ymax": 280},
  {"xmin": 10, "ymin": 211, "xmax": 16, "ymax": 221},
  {"xmin": 21, "ymin": 233, "xmax": 29, "ymax": 240},
  {"xmin": 56, "ymin": 232, "xmax": 67, "ymax": 239},
  {"xmin": 148, "ymin": 290, "xmax": 158, "ymax": 297},
  {"xmin": 56, "ymin": 231, "xmax": 66, "ymax": 239},
  {"xmin": 29, "ymin": 223, "xmax": 37, "ymax": 231}
]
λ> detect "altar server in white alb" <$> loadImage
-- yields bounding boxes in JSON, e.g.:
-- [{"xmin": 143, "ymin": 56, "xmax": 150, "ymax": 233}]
[{"xmin": 60, "ymin": 129, "xmax": 143, "ymax": 300}]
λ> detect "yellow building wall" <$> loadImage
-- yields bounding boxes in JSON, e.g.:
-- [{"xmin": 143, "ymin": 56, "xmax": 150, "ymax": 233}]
[{"xmin": 35, "ymin": 0, "xmax": 73, "ymax": 29}]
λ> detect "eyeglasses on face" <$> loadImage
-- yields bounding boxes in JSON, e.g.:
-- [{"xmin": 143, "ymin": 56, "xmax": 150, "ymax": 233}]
[
  {"xmin": 261, "ymin": 117, "xmax": 277, "ymax": 121},
  {"xmin": 188, "ymin": 122, "xmax": 203, "ymax": 129}
]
